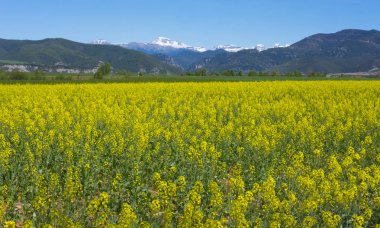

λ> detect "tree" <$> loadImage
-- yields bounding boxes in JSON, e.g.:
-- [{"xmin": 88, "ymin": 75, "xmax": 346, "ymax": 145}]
[
  {"xmin": 285, "ymin": 71, "xmax": 303, "ymax": 77},
  {"xmin": 221, "ymin": 70, "xmax": 235, "ymax": 76},
  {"xmin": 194, "ymin": 69, "xmax": 207, "ymax": 76},
  {"xmin": 308, "ymin": 72, "xmax": 326, "ymax": 77},
  {"xmin": 10, "ymin": 70, "xmax": 28, "ymax": 80},
  {"xmin": 248, "ymin": 70, "xmax": 258, "ymax": 76},
  {"xmin": 94, "ymin": 62, "xmax": 112, "ymax": 79}
]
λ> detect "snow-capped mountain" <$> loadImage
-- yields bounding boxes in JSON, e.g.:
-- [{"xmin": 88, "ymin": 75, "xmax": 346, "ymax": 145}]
[
  {"xmin": 95, "ymin": 37, "xmax": 271, "ymax": 53},
  {"xmin": 149, "ymin": 37, "xmax": 269, "ymax": 52},
  {"xmin": 255, "ymin": 44, "xmax": 266, "ymax": 52},
  {"xmin": 121, "ymin": 37, "xmax": 207, "ymax": 53},
  {"xmin": 215, "ymin": 44, "xmax": 267, "ymax": 52},
  {"xmin": 273, "ymin": 43, "xmax": 290, "ymax": 48},
  {"xmin": 215, "ymin": 45, "xmax": 248, "ymax": 52},
  {"xmin": 189, "ymin": 46, "xmax": 208, "ymax": 52},
  {"xmin": 98, "ymin": 37, "xmax": 290, "ymax": 70},
  {"xmin": 151, "ymin": 37, "xmax": 189, "ymax": 49},
  {"xmin": 92, "ymin": 39, "xmax": 110, "ymax": 45},
  {"xmin": 150, "ymin": 37, "xmax": 208, "ymax": 52}
]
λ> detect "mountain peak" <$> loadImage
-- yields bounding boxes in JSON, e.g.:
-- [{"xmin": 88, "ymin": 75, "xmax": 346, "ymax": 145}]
[
  {"xmin": 149, "ymin": 37, "xmax": 207, "ymax": 52},
  {"xmin": 215, "ymin": 44, "xmax": 248, "ymax": 52},
  {"xmin": 150, "ymin": 37, "xmax": 190, "ymax": 49},
  {"xmin": 273, "ymin": 43, "xmax": 290, "ymax": 48},
  {"xmin": 255, "ymin": 44, "xmax": 266, "ymax": 52},
  {"xmin": 215, "ymin": 44, "xmax": 267, "ymax": 52},
  {"xmin": 337, "ymin": 29, "xmax": 374, "ymax": 34},
  {"xmin": 92, "ymin": 39, "xmax": 110, "ymax": 45}
]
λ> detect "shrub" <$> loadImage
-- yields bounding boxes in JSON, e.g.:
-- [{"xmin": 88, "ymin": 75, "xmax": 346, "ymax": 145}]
[
  {"xmin": 94, "ymin": 62, "xmax": 112, "ymax": 79},
  {"xmin": 10, "ymin": 71, "xmax": 29, "ymax": 80}
]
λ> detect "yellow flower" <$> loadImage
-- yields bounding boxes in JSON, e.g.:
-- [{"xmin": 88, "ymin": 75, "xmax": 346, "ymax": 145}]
[
  {"xmin": 322, "ymin": 211, "xmax": 341, "ymax": 228},
  {"xmin": 177, "ymin": 175, "xmax": 187, "ymax": 192},
  {"xmin": 269, "ymin": 220, "xmax": 281, "ymax": 228},
  {"xmin": 1, "ymin": 81, "xmax": 380, "ymax": 226},
  {"xmin": 209, "ymin": 181, "xmax": 223, "ymax": 212},
  {"xmin": 118, "ymin": 203, "xmax": 137, "ymax": 227},
  {"xmin": 152, "ymin": 172, "xmax": 161, "ymax": 184},
  {"xmin": 188, "ymin": 190, "xmax": 202, "ymax": 206},
  {"xmin": 351, "ymin": 214, "xmax": 365, "ymax": 228},
  {"xmin": 302, "ymin": 216, "xmax": 317, "ymax": 228},
  {"xmin": 150, "ymin": 199, "xmax": 161, "ymax": 214},
  {"xmin": 4, "ymin": 221, "xmax": 16, "ymax": 228},
  {"xmin": 205, "ymin": 218, "xmax": 223, "ymax": 228},
  {"xmin": 22, "ymin": 220, "xmax": 33, "ymax": 228}
]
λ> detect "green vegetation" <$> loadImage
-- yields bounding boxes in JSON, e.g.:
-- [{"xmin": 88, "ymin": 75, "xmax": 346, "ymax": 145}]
[
  {"xmin": 1, "ymin": 29, "xmax": 380, "ymax": 75},
  {"xmin": 0, "ymin": 38, "xmax": 179, "ymax": 74},
  {"xmin": 189, "ymin": 29, "xmax": 380, "ymax": 74},
  {"xmin": 183, "ymin": 69, "xmax": 328, "ymax": 77},
  {"xmin": 94, "ymin": 62, "xmax": 112, "ymax": 79},
  {"xmin": 1, "ymin": 81, "xmax": 380, "ymax": 226},
  {"xmin": 0, "ymin": 69, "xmax": 378, "ymax": 84},
  {"xmin": 0, "ymin": 60, "xmax": 27, "ymax": 65}
]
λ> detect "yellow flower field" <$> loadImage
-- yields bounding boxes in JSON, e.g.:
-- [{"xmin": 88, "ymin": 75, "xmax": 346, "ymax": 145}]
[{"xmin": 0, "ymin": 81, "xmax": 380, "ymax": 227}]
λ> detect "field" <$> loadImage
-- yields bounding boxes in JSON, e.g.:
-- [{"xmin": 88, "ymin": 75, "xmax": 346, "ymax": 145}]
[
  {"xmin": 0, "ymin": 81, "xmax": 380, "ymax": 227},
  {"xmin": 0, "ymin": 70, "xmax": 379, "ymax": 84}
]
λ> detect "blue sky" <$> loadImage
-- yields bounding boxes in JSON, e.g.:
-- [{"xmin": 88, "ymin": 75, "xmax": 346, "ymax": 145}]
[{"xmin": 1, "ymin": 0, "xmax": 379, "ymax": 48}]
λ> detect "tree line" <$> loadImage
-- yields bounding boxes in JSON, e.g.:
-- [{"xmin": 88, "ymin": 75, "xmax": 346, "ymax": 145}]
[
  {"xmin": 0, "ymin": 64, "xmax": 329, "ymax": 81},
  {"xmin": 182, "ymin": 69, "xmax": 326, "ymax": 77}
]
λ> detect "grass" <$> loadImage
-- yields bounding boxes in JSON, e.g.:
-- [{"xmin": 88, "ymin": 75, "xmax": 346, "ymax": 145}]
[
  {"xmin": 0, "ymin": 59, "xmax": 28, "ymax": 65},
  {"xmin": 0, "ymin": 72, "xmax": 379, "ymax": 84}
]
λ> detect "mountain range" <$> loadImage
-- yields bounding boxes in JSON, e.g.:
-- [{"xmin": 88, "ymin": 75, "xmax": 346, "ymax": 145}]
[
  {"xmin": 117, "ymin": 29, "xmax": 380, "ymax": 73},
  {"xmin": 119, "ymin": 36, "xmax": 269, "ymax": 54},
  {"xmin": 0, "ymin": 38, "xmax": 180, "ymax": 74},
  {"xmin": 1, "ymin": 29, "xmax": 380, "ymax": 74},
  {"xmin": 117, "ymin": 38, "xmax": 274, "ymax": 70}
]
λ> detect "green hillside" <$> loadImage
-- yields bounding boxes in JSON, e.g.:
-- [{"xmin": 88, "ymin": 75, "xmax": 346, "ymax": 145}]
[
  {"xmin": 194, "ymin": 29, "xmax": 380, "ymax": 74},
  {"xmin": 0, "ymin": 38, "xmax": 181, "ymax": 74}
]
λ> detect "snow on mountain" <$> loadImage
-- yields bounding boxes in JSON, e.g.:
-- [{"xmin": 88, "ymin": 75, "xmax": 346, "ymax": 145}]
[
  {"xmin": 273, "ymin": 43, "xmax": 290, "ymax": 48},
  {"xmin": 151, "ymin": 37, "xmax": 190, "ymax": 49},
  {"xmin": 215, "ymin": 44, "xmax": 267, "ymax": 52},
  {"xmin": 101, "ymin": 36, "xmax": 270, "ymax": 53},
  {"xmin": 92, "ymin": 39, "xmax": 110, "ymax": 45},
  {"xmin": 149, "ymin": 38, "xmax": 270, "ymax": 52},
  {"xmin": 150, "ymin": 37, "xmax": 208, "ymax": 52},
  {"xmin": 215, "ymin": 45, "xmax": 247, "ymax": 52},
  {"xmin": 255, "ymin": 44, "xmax": 266, "ymax": 52},
  {"xmin": 189, "ymin": 46, "xmax": 208, "ymax": 52}
]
